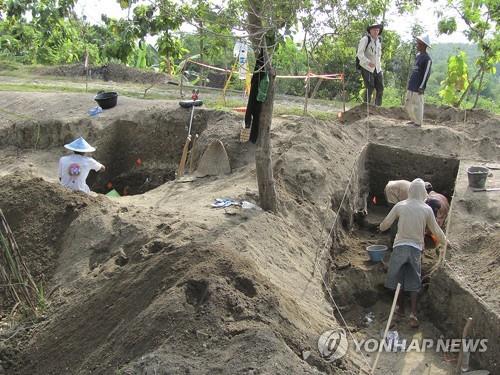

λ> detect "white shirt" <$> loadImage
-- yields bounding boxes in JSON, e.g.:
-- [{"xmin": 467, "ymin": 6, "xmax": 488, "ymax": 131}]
[
  {"xmin": 357, "ymin": 35, "xmax": 382, "ymax": 73},
  {"xmin": 380, "ymin": 198, "xmax": 446, "ymax": 251},
  {"xmin": 58, "ymin": 154, "xmax": 103, "ymax": 194},
  {"xmin": 384, "ymin": 180, "xmax": 411, "ymax": 204}
]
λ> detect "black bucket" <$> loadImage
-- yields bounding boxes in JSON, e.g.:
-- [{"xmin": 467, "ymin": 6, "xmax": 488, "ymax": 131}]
[
  {"xmin": 94, "ymin": 91, "xmax": 118, "ymax": 109},
  {"xmin": 467, "ymin": 166, "xmax": 489, "ymax": 189}
]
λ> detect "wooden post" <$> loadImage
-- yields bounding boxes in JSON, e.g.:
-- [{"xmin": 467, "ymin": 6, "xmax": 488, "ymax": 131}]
[
  {"xmin": 342, "ymin": 73, "xmax": 346, "ymax": 114},
  {"xmin": 180, "ymin": 60, "xmax": 187, "ymax": 98},
  {"xmin": 303, "ymin": 73, "xmax": 310, "ymax": 115},
  {"xmin": 84, "ymin": 50, "xmax": 89, "ymax": 93}
]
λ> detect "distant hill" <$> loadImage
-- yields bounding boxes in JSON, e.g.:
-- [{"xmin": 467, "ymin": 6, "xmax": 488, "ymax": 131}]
[{"xmin": 431, "ymin": 43, "xmax": 480, "ymax": 65}]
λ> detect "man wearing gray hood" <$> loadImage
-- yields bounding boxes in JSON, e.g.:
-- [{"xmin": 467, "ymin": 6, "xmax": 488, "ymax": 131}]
[{"xmin": 380, "ymin": 178, "xmax": 446, "ymax": 328}]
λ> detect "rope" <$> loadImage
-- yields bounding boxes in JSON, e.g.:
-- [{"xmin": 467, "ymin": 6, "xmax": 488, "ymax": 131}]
[
  {"xmin": 276, "ymin": 72, "xmax": 344, "ymax": 80},
  {"xmin": 306, "ymin": 116, "xmax": 372, "ymax": 373},
  {"xmin": 185, "ymin": 59, "xmax": 344, "ymax": 81},
  {"xmin": 304, "ymin": 78, "xmax": 377, "ymax": 371},
  {"xmin": 319, "ymin": 266, "xmax": 373, "ymax": 372}
]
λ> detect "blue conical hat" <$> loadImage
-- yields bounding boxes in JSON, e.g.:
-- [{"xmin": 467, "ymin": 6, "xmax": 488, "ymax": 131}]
[{"xmin": 64, "ymin": 137, "xmax": 96, "ymax": 152}]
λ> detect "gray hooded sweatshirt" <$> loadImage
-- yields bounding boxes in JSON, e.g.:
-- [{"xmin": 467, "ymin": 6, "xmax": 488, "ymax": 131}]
[{"xmin": 380, "ymin": 178, "xmax": 446, "ymax": 250}]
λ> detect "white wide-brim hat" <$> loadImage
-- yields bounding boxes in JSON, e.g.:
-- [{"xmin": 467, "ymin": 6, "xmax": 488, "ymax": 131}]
[
  {"xmin": 416, "ymin": 34, "xmax": 432, "ymax": 48},
  {"xmin": 64, "ymin": 137, "xmax": 96, "ymax": 152}
]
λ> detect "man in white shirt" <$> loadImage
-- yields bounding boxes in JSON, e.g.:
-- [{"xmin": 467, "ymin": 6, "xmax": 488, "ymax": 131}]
[
  {"xmin": 384, "ymin": 179, "xmax": 411, "ymax": 205},
  {"xmin": 380, "ymin": 178, "xmax": 446, "ymax": 328},
  {"xmin": 58, "ymin": 137, "xmax": 105, "ymax": 194},
  {"xmin": 357, "ymin": 22, "xmax": 384, "ymax": 106}
]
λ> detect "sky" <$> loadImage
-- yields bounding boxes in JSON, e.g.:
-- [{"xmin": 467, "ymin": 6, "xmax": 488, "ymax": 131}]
[{"xmin": 74, "ymin": 0, "xmax": 470, "ymax": 45}]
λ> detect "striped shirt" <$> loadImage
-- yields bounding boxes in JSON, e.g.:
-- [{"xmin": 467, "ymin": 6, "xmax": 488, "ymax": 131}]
[{"xmin": 408, "ymin": 52, "xmax": 432, "ymax": 92}]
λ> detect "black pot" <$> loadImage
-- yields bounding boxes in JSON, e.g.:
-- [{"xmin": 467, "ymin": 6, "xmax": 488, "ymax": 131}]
[
  {"xmin": 179, "ymin": 100, "xmax": 203, "ymax": 108},
  {"xmin": 94, "ymin": 91, "xmax": 118, "ymax": 109}
]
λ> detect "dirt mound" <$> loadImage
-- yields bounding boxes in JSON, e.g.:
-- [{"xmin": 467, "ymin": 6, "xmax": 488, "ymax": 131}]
[
  {"xmin": 424, "ymin": 104, "xmax": 494, "ymax": 123},
  {"xmin": 191, "ymin": 111, "xmax": 256, "ymax": 172},
  {"xmin": 35, "ymin": 63, "xmax": 176, "ymax": 85},
  {"xmin": 4, "ymin": 113, "xmax": 366, "ymax": 375},
  {"xmin": 1, "ymin": 88, "xmax": 499, "ymax": 374},
  {"xmin": 342, "ymin": 104, "xmax": 408, "ymax": 124},
  {"xmin": 342, "ymin": 103, "xmax": 498, "ymax": 126},
  {"xmin": 0, "ymin": 174, "xmax": 101, "ymax": 294}
]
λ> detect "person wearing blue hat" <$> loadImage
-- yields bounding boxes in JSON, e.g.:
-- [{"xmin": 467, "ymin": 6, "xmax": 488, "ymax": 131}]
[
  {"xmin": 58, "ymin": 137, "xmax": 105, "ymax": 194},
  {"xmin": 405, "ymin": 34, "xmax": 432, "ymax": 126},
  {"xmin": 356, "ymin": 22, "xmax": 384, "ymax": 106}
]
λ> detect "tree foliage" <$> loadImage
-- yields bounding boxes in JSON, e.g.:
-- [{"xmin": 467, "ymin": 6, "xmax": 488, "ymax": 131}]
[
  {"xmin": 439, "ymin": 51, "xmax": 469, "ymax": 105},
  {"xmin": 437, "ymin": 0, "xmax": 499, "ymax": 108},
  {"xmin": 0, "ymin": 0, "xmax": 498, "ymax": 111}
]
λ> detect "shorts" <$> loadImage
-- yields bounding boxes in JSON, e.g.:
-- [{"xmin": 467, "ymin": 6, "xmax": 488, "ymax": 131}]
[{"xmin": 384, "ymin": 245, "xmax": 422, "ymax": 292}]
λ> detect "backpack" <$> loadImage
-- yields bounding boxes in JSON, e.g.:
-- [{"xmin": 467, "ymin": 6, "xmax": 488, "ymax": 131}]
[{"xmin": 355, "ymin": 35, "xmax": 376, "ymax": 71}]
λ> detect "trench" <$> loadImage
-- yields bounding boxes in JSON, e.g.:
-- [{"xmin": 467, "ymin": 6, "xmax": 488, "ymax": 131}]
[
  {"xmin": 87, "ymin": 110, "xmax": 209, "ymax": 196},
  {"xmin": 325, "ymin": 144, "xmax": 496, "ymax": 373}
]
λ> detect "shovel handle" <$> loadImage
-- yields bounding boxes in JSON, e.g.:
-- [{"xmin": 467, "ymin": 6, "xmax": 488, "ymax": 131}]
[
  {"xmin": 177, "ymin": 135, "xmax": 191, "ymax": 178},
  {"xmin": 189, "ymin": 134, "xmax": 199, "ymax": 174}
]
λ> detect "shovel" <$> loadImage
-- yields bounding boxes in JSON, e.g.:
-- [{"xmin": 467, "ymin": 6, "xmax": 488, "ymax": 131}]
[
  {"xmin": 177, "ymin": 98, "xmax": 203, "ymax": 178},
  {"xmin": 472, "ymin": 187, "xmax": 500, "ymax": 192}
]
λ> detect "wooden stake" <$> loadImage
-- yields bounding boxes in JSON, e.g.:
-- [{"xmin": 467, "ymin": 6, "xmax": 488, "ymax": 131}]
[
  {"xmin": 456, "ymin": 317, "xmax": 473, "ymax": 374},
  {"xmin": 371, "ymin": 283, "xmax": 401, "ymax": 374},
  {"xmin": 303, "ymin": 73, "xmax": 310, "ymax": 115},
  {"xmin": 342, "ymin": 73, "xmax": 346, "ymax": 115}
]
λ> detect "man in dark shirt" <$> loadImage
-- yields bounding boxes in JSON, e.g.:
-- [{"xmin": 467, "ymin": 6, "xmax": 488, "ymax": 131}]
[{"xmin": 405, "ymin": 35, "xmax": 432, "ymax": 127}]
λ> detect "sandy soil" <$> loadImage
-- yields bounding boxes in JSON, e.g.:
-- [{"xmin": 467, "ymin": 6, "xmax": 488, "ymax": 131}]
[{"xmin": 0, "ymin": 87, "xmax": 498, "ymax": 375}]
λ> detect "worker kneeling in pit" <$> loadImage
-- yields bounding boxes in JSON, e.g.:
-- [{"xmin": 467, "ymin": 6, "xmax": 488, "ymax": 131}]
[
  {"xmin": 58, "ymin": 137, "xmax": 105, "ymax": 194},
  {"xmin": 379, "ymin": 178, "xmax": 447, "ymax": 328}
]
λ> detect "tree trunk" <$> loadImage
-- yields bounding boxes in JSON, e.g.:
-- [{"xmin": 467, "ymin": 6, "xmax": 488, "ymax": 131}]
[
  {"xmin": 247, "ymin": 0, "xmax": 278, "ymax": 212},
  {"xmin": 256, "ymin": 64, "xmax": 278, "ymax": 212},
  {"xmin": 199, "ymin": 21, "xmax": 205, "ymax": 87},
  {"xmin": 310, "ymin": 78, "xmax": 323, "ymax": 100},
  {"xmin": 457, "ymin": 68, "xmax": 481, "ymax": 107},
  {"xmin": 472, "ymin": 69, "xmax": 485, "ymax": 108}
]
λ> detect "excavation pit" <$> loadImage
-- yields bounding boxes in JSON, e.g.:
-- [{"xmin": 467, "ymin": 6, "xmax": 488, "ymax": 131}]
[
  {"xmin": 328, "ymin": 144, "xmax": 499, "ymax": 373},
  {"xmin": 87, "ymin": 109, "xmax": 210, "ymax": 195},
  {"xmin": 365, "ymin": 143, "xmax": 460, "ymax": 206}
]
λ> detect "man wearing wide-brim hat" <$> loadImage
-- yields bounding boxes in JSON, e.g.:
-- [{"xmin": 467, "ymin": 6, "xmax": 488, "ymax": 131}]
[
  {"xmin": 356, "ymin": 22, "xmax": 384, "ymax": 106},
  {"xmin": 58, "ymin": 137, "xmax": 105, "ymax": 194},
  {"xmin": 405, "ymin": 34, "xmax": 432, "ymax": 126}
]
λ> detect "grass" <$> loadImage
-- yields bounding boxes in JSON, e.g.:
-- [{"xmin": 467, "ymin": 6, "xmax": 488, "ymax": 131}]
[{"xmin": 0, "ymin": 76, "xmax": 347, "ymax": 121}]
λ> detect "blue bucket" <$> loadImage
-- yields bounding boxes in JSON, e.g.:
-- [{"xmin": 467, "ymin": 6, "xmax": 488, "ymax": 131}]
[{"xmin": 366, "ymin": 245, "xmax": 388, "ymax": 262}]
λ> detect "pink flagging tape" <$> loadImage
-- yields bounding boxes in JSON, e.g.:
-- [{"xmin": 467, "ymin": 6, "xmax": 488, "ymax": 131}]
[
  {"xmin": 187, "ymin": 60, "xmax": 232, "ymax": 73},
  {"xmin": 187, "ymin": 60, "xmax": 344, "ymax": 81}
]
